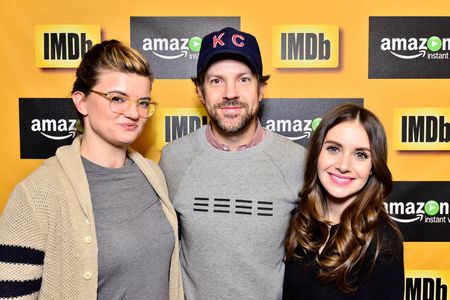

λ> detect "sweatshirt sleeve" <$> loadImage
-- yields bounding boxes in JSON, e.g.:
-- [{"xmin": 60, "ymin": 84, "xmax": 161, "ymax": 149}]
[{"xmin": 0, "ymin": 185, "xmax": 46, "ymax": 299}]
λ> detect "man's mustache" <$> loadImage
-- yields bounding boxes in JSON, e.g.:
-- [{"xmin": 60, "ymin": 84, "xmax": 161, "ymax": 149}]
[{"xmin": 216, "ymin": 98, "xmax": 248, "ymax": 109}]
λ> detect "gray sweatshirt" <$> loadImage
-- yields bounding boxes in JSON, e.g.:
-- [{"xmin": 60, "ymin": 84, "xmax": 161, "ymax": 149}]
[{"xmin": 160, "ymin": 125, "xmax": 306, "ymax": 300}]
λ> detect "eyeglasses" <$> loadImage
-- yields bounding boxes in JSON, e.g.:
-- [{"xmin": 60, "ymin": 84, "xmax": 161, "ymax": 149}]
[{"xmin": 90, "ymin": 90, "xmax": 158, "ymax": 118}]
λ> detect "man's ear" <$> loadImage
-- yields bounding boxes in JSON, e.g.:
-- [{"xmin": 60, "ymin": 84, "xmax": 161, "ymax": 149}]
[
  {"xmin": 196, "ymin": 84, "xmax": 206, "ymax": 105},
  {"xmin": 258, "ymin": 83, "xmax": 266, "ymax": 102},
  {"xmin": 72, "ymin": 91, "xmax": 88, "ymax": 115}
]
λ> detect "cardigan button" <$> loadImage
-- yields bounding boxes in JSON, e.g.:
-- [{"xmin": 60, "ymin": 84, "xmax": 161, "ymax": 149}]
[
  {"xmin": 83, "ymin": 271, "xmax": 92, "ymax": 280},
  {"xmin": 84, "ymin": 236, "xmax": 92, "ymax": 244}
]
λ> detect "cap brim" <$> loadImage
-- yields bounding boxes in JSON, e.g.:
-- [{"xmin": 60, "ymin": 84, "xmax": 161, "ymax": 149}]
[{"xmin": 198, "ymin": 49, "xmax": 259, "ymax": 77}]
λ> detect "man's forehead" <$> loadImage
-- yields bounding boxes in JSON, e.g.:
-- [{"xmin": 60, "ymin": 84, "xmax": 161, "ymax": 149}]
[{"xmin": 205, "ymin": 59, "xmax": 254, "ymax": 75}]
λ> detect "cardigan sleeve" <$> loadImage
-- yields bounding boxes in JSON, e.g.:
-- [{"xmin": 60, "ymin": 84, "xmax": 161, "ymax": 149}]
[{"xmin": 0, "ymin": 184, "xmax": 46, "ymax": 299}]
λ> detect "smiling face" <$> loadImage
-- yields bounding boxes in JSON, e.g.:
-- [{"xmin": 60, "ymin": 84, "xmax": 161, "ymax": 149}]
[
  {"xmin": 198, "ymin": 59, "xmax": 264, "ymax": 136},
  {"xmin": 317, "ymin": 120, "xmax": 373, "ymax": 209},
  {"xmin": 73, "ymin": 70, "xmax": 151, "ymax": 150}
]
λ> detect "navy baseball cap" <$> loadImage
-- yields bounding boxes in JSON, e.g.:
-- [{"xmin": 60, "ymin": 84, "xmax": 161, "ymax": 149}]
[{"xmin": 196, "ymin": 27, "xmax": 263, "ymax": 78}]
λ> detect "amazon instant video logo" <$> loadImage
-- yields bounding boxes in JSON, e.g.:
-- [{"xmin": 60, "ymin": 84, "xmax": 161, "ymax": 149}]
[
  {"xmin": 130, "ymin": 17, "xmax": 240, "ymax": 79},
  {"xmin": 265, "ymin": 118, "xmax": 322, "ymax": 141},
  {"xmin": 386, "ymin": 182, "xmax": 450, "ymax": 242},
  {"xmin": 142, "ymin": 36, "xmax": 202, "ymax": 60},
  {"xmin": 385, "ymin": 199, "xmax": 447, "ymax": 224},
  {"xmin": 259, "ymin": 98, "xmax": 363, "ymax": 147},
  {"xmin": 381, "ymin": 35, "xmax": 449, "ymax": 60},
  {"xmin": 19, "ymin": 98, "xmax": 77, "ymax": 159},
  {"xmin": 369, "ymin": 17, "xmax": 450, "ymax": 78}
]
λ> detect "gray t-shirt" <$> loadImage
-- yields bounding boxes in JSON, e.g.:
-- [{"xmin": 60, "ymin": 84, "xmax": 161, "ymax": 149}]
[
  {"xmin": 160, "ymin": 126, "xmax": 306, "ymax": 300},
  {"xmin": 82, "ymin": 156, "xmax": 174, "ymax": 300}
]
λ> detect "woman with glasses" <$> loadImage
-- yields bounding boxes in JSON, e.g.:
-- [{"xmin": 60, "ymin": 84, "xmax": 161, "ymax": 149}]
[{"xmin": 0, "ymin": 40, "xmax": 183, "ymax": 300}]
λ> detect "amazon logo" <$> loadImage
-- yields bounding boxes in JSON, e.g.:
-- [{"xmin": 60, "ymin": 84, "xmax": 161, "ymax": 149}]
[
  {"xmin": 30, "ymin": 119, "xmax": 77, "ymax": 140},
  {"xmin": 369, "ymin": 17, "xmax": 450, "ymax": 78},
  {"xmin": 264, "ymin": 118, "xmax": 321, "ymax": 141},
  {"xmin": 19, "ymin": 98, "xmax": 78, "ymax": 158},
  {"xmin": 141, "ymin": 36, "xmax": 201, "ymax": 60},
  {"xmin": 380, "ymin": 36, "xmax": 450, "ymax": 60}
]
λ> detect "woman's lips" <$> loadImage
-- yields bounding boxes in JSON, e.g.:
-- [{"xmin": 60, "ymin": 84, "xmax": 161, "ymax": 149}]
[
  {"xmin": 120, "ymin": 123, "xmax": 138, "ymax": 130},
  {"xmin": 329, "ymin": 173, "xmax": 353, "ymax": 186}
]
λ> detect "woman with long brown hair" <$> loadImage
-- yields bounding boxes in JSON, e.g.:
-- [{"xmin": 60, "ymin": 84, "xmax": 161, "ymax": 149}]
[{"xmin": 283, "ymin": 104, "xmax": 404, "ymax": 299}]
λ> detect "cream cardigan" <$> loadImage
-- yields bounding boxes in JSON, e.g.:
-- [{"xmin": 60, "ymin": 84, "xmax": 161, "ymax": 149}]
[{"xmin": 0, "ymin": 137, "xmax": 183, "ymax": 299}]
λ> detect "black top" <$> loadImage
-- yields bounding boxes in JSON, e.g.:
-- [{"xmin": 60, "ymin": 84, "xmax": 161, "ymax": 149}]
[{"xmin": 283, "ymin": 217, "xmax": 404, "ymax": 300}]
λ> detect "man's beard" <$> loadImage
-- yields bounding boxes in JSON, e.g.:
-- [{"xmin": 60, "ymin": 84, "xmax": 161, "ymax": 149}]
[{"xmin": 207, "ymin": 98, "xmax": 259, "ymax": 135}]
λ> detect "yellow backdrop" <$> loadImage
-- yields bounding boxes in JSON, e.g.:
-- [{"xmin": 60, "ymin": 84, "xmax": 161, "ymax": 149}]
[{"xmin": 1, "ymin": 0, "xmax": 449, "ymax": 296}]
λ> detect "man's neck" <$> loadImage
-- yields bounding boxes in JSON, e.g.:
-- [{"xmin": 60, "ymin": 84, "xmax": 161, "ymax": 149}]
[{"xmin": 210, "ymin": 118, "xmax": 258, "ymax": 151}]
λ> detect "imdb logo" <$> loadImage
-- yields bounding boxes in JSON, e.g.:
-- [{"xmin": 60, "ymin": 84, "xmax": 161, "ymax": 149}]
[
  {"xmin": 154, "ymin": 107, "xmax": 209, "ymax": 150},
  {"xmin": 35, "ymin": 25, "xmax": 101, "ymax": 68},
  {"xmin": 405, "ymin": 270, "xmax": 449, "ymax": 300},
  {"xmin": 272, "ymin": 25, "xmax": 339, "ymax": 68},
  {"xmin": 393, "ymin": 108, "xmax": 450, "ymax": 150}
]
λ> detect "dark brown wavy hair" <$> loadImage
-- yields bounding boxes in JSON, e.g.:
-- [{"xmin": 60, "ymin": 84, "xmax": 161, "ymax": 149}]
[{"xmin": 285, "ymin": 103, "xmax": 402, "ymax": 293}]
